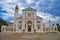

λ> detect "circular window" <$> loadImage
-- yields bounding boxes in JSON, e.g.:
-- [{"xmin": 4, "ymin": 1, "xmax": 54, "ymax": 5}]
[{"xmin": 28, "ymin": 14, "xmax": 31, "ymax": 17}]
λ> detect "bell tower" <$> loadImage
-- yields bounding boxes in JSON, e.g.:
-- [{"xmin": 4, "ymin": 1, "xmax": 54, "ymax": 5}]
[{"xmin": 13, "ymin": 4, "xmax": 19, "ymax": 31}]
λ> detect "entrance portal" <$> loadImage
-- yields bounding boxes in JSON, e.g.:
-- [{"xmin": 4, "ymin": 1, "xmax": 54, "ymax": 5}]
[{"xmin": 28, "ymin": 25, "xmax": 31, "ymax": 32}]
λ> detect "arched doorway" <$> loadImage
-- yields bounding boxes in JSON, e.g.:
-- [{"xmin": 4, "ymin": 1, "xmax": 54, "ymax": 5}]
[
  {"xmin": 28, "ymin": 25, "xmax": 31, "ymax": 32},
  {"xmin": 27, "ymin": 21, "xmax": 32, "ymax": 32}
]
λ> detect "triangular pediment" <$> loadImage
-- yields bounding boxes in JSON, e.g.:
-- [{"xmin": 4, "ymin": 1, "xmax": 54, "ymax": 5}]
[{"xmin": 22, "ymin": 7, "xmax": 36, "ymax": 11}]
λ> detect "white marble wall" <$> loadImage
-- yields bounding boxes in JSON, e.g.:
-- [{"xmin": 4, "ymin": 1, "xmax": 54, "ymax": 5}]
[{"xmin": 15, "ymin": 10, "xmax": 44, "ymax": 33}]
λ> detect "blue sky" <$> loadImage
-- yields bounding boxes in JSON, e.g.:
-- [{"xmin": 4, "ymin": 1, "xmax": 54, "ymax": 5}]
[{"xmin": 0, "ymin": 0, "xmax": 60, "ymax": 25}]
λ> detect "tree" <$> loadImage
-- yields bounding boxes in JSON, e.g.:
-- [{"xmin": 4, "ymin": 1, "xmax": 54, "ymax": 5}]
[
  {"xmin": 0, "ymin": 18, "xmax": 8, "ymax": 32},
  {"xmin": 56, "ymin": 23, "xmax": 60, "ymax": 31}
]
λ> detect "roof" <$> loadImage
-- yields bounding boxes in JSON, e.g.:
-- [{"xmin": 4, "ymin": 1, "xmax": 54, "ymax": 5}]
[
  {"xmin": 36, "ymin": 16, "xmax": 43, "ymax": 19},
  {"xmin": 17, "ymin": 16, "xmax": 43, "ymax": 20},
  {"xmin": 22, "ymin": 7, "xmax": 36, "ymax": 11},
  {"xmin": 17, "ymin": 16, "xmax": 22, "ymax": 19}
]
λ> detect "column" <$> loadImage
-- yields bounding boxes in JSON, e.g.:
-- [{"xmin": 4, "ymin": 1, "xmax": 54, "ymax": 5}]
[
  {"xmin": 31, "ymin": 21, "xmax": 33, "ymax": 32},
  {"xmin": 22, "ymin": 20, "xmax": 25, "ymax": 32},
  {"xmin": 40, "ymin": 21, "xmax": 43, "ymax": 32},
  {"xmin": 16, "ymin": 20, "xmax": 19, "ymax": 32},
  {"xmin": 34, "ymin": 20, "xmax": 37, "ymax": 30},
  {"xmin": 26, "ymin": 21, "xmax": 28, "ymax": 32}
]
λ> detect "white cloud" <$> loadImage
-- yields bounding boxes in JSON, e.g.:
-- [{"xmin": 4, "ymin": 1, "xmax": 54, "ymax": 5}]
[
  {"xmin": 26, "ymin": 0, "xmax": 33, "ymax": 4},
  {"xmin": 0, "ymin": 1, "xmax": 26, "ymax": 22},
  {"xmin": 2, "ymin": 12, "xmax": 14, "ymax": 20},
  {"xmin": 36, "ymin": 12, "xmax": 60, "ymax": 23},
  {"xmin": 0, "ymin": 0, "xmax": 60, "ymax": 24},
  {"xmin": 34, "ymin": 0, "xmax": 55, "ymax": 10},
  {"xmin": 5, "ymin": 0, "xmax": 13, "ymax": 2},
  {"xmin": 2, "ymin": 13, "xmax": 9, "ymax": 20},
  {"xmin": 4, "ymin": 0, "xmax": 17, "ymax": 3}
]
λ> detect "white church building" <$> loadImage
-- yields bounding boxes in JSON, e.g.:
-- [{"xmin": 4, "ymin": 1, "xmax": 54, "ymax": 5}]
[
  {"xmin": 1, "ymin": 5, "xmax": 58, "ymax": 33},
  {"xmin": 13, "ymin": 5, "xmax": 43, "ymax": 33}
]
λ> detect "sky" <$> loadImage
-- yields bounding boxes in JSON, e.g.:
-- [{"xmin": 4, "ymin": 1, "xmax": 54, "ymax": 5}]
[{"xmin": 0, "ymin": 0, "xmax": 60, "ymax": 25}]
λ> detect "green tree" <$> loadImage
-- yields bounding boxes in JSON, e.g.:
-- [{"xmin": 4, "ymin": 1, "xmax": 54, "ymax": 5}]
[
  {"xmin": 56, "ymin": 23, "xmax": 60, "ymax": 31},
  {"xmin": 0, "ymin": 18, "xmax": 8, "ymax": 32}
]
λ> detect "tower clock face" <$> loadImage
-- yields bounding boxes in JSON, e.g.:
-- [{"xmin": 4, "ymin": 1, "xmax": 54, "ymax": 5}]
[{"xmin": 28, "ymin": 14, "xmax": 31, "ymax": 17}]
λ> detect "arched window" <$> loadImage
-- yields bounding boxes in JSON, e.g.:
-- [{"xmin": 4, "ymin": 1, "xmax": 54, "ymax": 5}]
[
  {"xmin": 43, "ymin": 27, "xmax": 45, "ymax": 31},
  {"xmin": 19, "ymin": 25, "xmax": 22, "ymax": 29},
  {"xmin": 55, "ymin": 27, "xmax": 57, "ymax": 31},
  {"xmin": 37, "ymin": 21, "xmax": 40, "ymax": 23},
  {"xmin": 25, "ymin": 13, "xmax": 26, "ymax": 18},
  {"xmin": 38, "ymin": 25, "xmax": 40, "ymax": 29},
  {"xmin": 33, "ymin": 24, "xmax": 34, "ymax": 28},
  {"xmin": 19, "ymin": 21, "xmax": 22, "ymax": 23},
  {"xmin": 3, "ymin": 28, "xmax": 4, "ymax": 31},
  {"xmin": 27, "ymin": 21, "xmax": 32, "ymax": 24}
]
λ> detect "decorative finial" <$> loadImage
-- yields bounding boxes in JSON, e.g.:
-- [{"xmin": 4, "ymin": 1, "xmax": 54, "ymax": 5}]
[
  {"xmin": 15, "ymin": 4, "xmax": 19, "ymax": 10},
  {"xmin": 49, "ymin": 18, "xmax": 51, "ymax": 22}
]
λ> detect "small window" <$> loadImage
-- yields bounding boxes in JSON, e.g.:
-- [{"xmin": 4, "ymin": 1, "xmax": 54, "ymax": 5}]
[
  {"xmin": 43, "ymin": 27, "xmax": 45, "ymax": 31},
  {"xmin": 38, "ymin": 25, "xmax": 40, "ymax": 29},
  {"xmin": 37, "ymin": 21, "xmax": 40, "ymax": 23},
  {"xmin": 33, "ymin": 24, "xmax": 34, "ymax": 28},
  {"xmin": 19, "ymin": 21, "xmax": 22, "ymax": 23},
  {"xmin": 3, "ymin": 28, "xmax": 4, "ymax": 31},
  {"xmin": 19, "ymin": 25, "xmax": 22, "ymax": 29},
  {"xmin": 55, "ymin": 28, "xmax": 57, "ymax": 31}
]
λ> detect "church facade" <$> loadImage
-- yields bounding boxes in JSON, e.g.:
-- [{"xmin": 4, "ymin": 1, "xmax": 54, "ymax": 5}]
[
  {"xmin": 1, "ymin": 5, "xmax": 58, "ymax": 33},
  {"xmin": 13, "ymin": 5, "xmax": 43, "ymax": 33}
]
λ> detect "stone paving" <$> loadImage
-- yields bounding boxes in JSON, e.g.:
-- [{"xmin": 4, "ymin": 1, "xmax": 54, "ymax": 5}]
[{"xmin": 0, "ymin": 32, "xmax": 60, "ymax": 40}]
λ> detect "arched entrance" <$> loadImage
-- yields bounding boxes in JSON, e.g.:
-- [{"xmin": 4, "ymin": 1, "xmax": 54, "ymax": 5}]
[
  {"xmin": 28, "ymin": 25, "xmax": 31, "ymax": 32},
  {"xmin": 27, "ymin": 20, "xmax": 32, "ymax": 32}
]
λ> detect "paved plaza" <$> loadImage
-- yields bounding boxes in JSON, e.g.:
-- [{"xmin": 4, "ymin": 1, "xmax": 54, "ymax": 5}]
[{"xmin": 0, "ymin": 32, "xmax": 60, "ymax": 40}]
